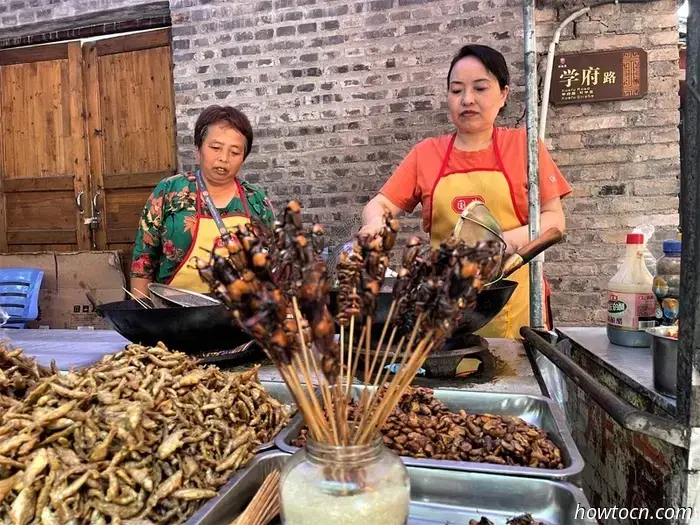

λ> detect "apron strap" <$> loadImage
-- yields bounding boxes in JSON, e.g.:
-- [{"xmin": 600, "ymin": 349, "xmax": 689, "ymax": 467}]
[
  {"xmin": 194, "ymin": 171, "xmax": 252, "ymax": 242},
  {"xmin": 437, "ymin": 133, "xmax": 457, "ymax": 181}
]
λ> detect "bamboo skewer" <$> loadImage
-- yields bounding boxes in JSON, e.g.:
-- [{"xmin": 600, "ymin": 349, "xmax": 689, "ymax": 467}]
[
  {"xmin": 122, "ymin": 287, "xmax": 151, "ymax": 309},
  {"xmin": 232, "ymin": 470, "xmax": 280, "ymax": 525},
  {"xmin": 291, "ymin": 298, "xmax": 339, "ymax": 445}
]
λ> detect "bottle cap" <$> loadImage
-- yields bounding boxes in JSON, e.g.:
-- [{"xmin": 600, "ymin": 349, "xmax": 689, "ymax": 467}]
[
  {"xmin": 662, "ymin": 239, "xmax": 682, "ymax": 254},
  {"xmin": 626, "ymin": 233, "xmax": 644, "ymax": 244}
]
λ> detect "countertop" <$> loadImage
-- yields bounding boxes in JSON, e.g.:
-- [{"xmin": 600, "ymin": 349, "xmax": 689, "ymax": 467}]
[
  {"xmin": 1, "ymin": 329, "xmax": 542, "ymax": 396},
  {"xmin": 557, "ymin": 327, "xmax": 675, "ymax": 414}
]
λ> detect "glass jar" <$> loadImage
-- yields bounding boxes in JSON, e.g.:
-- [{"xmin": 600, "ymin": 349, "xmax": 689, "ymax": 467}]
[
  {"xmin": 653, "ymin": 240, "xmax": 681, "ymax": 326},
  {"xmin": 280, "ymin": 438, "xmax": 410, "ymax": 525}
]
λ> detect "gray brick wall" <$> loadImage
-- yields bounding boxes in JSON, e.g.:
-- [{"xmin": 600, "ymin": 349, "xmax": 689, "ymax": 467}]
[
  {"xmin": 169, "ymin": 0, "xmax": 532, "ymax": 242},
  {"xmin": 541, "ymin": 0, "xmax": 681, "ymax": 325},
  {"xmin": 1, "ymin": 0, "xmax": 681, "ymax": 327}
]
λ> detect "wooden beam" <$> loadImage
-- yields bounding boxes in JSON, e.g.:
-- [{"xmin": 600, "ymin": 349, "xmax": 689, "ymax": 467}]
[
  {"xmin": 0, "ymin": 43, "xmax": 69, "ymax": 66},
  {"xmin": 3, "ymin": 176, "xmax": 74, "ymax": 193},
  {"xmin": 103, "ymin": 171, "xmax": 173, "ymax": 190},
  {"xmin": 7, "ymin": 229, "xmax": 76, "ymax": 245},
  {"xmin": 94, "ymin": 28, "xmax": 171, "ymax": 56},
  {"xmin": 0, "ymin": 2, "xmax": 171, "ymax": 50}
]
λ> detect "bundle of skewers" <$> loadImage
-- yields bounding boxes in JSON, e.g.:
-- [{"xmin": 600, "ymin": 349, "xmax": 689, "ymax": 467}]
[{"xmin": 194, "ymin": 200, "xmax": 502, "ymax": 450}]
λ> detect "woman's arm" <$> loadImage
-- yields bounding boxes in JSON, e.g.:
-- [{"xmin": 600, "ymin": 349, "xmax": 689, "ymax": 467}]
[
  {"xmin": 130, "ymin": 188, "xmax": 164, "ymax": 294},
  {"xmin": 131, "ymin": 277, "xmax": 152, "ymax": 297},
  {"xmin": 502, "ymin": 196, "xmax": 565, "ymax": 254},
  {"xmin": 360, "ymin": 194, "xmax": 405, "ymax": 237}
]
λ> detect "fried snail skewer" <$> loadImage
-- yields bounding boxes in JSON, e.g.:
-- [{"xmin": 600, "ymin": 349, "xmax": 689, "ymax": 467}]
[{"xmin": 196, "ymin": 201, "xmax": 500, "ymax": 451}]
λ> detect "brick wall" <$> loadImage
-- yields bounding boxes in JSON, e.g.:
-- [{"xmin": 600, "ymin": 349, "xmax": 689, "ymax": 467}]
[
  {"xmin": 539, "ymin": 0, "xmax": 681, "ymax": 325},
  {"xmin": 169, "ymin": 0, "xmax": 532, "ymax": 239},
  {"xmin": 1, "ymin": 0, "xmax": 681, "ymax": 326},
  {"xmin": 565, "ymin": 380, "xmax": 688, "ymax": 524},
  {"xmin": 168, "ymin": 0, "xmax": 681, "ymax": 327}
]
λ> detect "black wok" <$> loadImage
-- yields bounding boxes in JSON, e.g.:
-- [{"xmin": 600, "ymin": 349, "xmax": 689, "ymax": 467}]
[
  {"xmin": 328, "ymin": 279, "xmax": 518, "ymax": 347},
  {"xmin": 96, "ymin": 300, "xmax": 252, "ymax": 353},
  {"xmin": 97, "ymin": 279, "xmax": 516, "ymax": 353}
]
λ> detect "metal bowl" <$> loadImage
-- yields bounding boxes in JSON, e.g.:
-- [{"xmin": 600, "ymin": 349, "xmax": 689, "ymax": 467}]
[{"xmin": 646, "ymin": 326, "xmax": 678, "ymax": 398}]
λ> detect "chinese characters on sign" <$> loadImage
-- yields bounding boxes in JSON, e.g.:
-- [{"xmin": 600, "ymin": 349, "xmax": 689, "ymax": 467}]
[{"xmin": 550, "ymin": 48, "xmax": 648, "ymax": 105}]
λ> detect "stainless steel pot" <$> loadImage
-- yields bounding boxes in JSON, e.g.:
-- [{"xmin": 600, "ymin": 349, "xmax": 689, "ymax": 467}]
[{"xmin": 646, "ymin": 326, "xmax": 678, "ymax": 398}]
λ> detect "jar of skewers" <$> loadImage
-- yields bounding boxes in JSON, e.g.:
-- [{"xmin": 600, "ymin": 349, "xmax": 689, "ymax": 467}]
[
  {"xmin": 195, "ymin": 201, "xmax": 502, "ymax": 525},
  {"xmin": 280, "ymin": 436, "xmax": 409, "ymax": 525}
]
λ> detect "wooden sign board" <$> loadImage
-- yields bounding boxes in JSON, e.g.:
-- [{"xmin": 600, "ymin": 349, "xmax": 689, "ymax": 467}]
[{"xmin": 550, "ymin": 48, "xmax": 648, "ymax": 105}]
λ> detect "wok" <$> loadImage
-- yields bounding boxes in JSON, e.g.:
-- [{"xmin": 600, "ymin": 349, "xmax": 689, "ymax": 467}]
[
  {"xmin": 328, "ymin": 279, "xmax": 518, "ymax": 347},
  {"xmin": 96, "ymin": 280, "xmax": 516, "ymax": 355},
  {"xmin": 95, "ymin": 299, "xmax": 253, "ymax": 353}
]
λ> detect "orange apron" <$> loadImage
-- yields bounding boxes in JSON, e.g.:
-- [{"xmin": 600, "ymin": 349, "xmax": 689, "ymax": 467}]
[
  {"xmin": 168, "ymin": 176, "xmax": 250, "ymax": 293},
  {"xmin": 429, "ymin": 131, "xmax": 546, "ymax": 339}
]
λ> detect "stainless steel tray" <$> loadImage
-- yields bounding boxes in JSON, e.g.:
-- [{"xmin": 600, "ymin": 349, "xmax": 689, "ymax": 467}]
[
  {"xmin": 186, "ymin": 450, "xmax": 596, "ymax": 525},
  {"xmin": 275, "ymin": 386, "xmax": 584, "ymax": 481},
  {"xmin": 256, "ymin": 380, "xmax": 297, "ymax": 452}
]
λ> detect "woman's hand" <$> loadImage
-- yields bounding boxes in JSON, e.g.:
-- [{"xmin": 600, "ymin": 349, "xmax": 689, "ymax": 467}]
[
  {"xmin": 502, "ymin": 230, "xmax": 520, "ymax": 255},
  {"xmin": 501, "ymin": 196, "xmax": 566, "ymax": 255},
  {"xmin": 360, "ymin": 194, "xmax": 404, "ymax": 238},
  {"xmin": 359, "ymin": 216, "xmax": 386, "ymax": 238}
]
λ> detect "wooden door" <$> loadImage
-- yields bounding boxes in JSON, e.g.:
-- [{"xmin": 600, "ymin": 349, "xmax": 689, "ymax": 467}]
[
  {"xmin": 84, "ymin": 29, "xmax": 176, "ymax": 267},
  {"xmin": 0, "ymin": 42, "xmax": 91, "ymax": 252}
]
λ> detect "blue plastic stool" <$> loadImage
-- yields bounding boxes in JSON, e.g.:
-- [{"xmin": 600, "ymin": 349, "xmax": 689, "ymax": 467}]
[{"xmin": 0, "ymin": 267, "xmax": 44, "ymax": 329}]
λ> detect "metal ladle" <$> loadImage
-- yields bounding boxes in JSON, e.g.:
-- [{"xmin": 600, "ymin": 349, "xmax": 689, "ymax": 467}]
[{"xmin": 453, "ymin": 201, "xmax": 564, "ymax": 285}]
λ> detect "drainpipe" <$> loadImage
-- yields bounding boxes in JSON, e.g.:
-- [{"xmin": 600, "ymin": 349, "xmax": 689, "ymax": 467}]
[{"xmin": 539, "ymin": 7, "xmax": 591, "ymax": 140}]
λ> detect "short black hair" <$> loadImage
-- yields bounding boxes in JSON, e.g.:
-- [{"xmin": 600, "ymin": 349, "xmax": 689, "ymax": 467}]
[
  {"xmin": 447, "ymin": 45, "xmax": 510, "ymax": 91},
  {"xmin": 194, "ymin": 105, "xmax": 254, "ymax": 159}
]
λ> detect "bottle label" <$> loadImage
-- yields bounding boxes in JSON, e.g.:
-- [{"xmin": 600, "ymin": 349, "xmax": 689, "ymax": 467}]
[{"xmin": 608, "ymin": 291, "xmax": 657, "ymax": 330}]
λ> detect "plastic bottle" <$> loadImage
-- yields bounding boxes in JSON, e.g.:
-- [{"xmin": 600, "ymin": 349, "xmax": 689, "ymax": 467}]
[
  {"xmin": 607, "ymin": 233, "xmax": 657, "ymax": 347},
  {"xmin": 653, "ymin": 239, "xmax": 681, "ymax": 326},
  {"xmin": 617, "ymin": 224, "xmax": 656, "ymax": 276}
]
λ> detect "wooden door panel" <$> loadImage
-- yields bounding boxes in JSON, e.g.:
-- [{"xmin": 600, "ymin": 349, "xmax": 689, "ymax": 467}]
[
  {"xmin": 0, "ymin": 41, "xmax": 90, "ymax": 252},
  {"xmin": 85, "ymin": 28, "xmax": 176, "ymax": 267},
  {"xmin": 99, "ymin": 47, "xmax": 175, "ymax": 175},
  {"xmin": 105, "ymin": 187, "xmax": 152, "ymax": 243},
  {"xmin": 6, "ymin": 191, "xmax": 77, "ymax": 229}
]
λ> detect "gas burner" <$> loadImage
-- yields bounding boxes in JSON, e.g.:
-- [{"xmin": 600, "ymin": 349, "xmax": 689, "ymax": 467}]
[
  {"xmin": 352, "ymin": 334, "xmax": 497, "ymax": 384},
  {"xmin": 419, "ymin": 334, "xmax": 494, "ymax": 379},
  {"xmin": 193, "ymin": 340, "xmax": 264, "ymax": 366}
]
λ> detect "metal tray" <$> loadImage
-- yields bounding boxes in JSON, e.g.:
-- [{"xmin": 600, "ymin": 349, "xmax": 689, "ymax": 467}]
[
  {"xmin": 256, "ymin": 381, "xmax": 297, "ymax": 452},
  {"xmin": 186, "ymin": 450, "xmax": 596, "ymax": 525},
  {"xmin": 275, "ymin": 386, "xmax": 584, "ymax": 481}
]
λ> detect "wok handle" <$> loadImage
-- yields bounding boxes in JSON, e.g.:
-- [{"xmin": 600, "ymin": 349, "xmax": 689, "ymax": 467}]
[
  {"xmin": 502, "ymin": 227, "xmax": 563, "ymax": 278},
  {"xmin": 85, "ymin": 292, "xmax": 104, "ymax": 317}
]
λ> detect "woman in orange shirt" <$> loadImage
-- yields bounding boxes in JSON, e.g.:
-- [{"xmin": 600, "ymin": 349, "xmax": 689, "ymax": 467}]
[{"xmin": 360, "ymin": 45, "xmax": 571, "ymax": 339}]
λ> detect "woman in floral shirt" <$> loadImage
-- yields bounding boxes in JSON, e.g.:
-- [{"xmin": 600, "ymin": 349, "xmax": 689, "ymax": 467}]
[{"xmin": 130, "ymin": 105, "xmax": 275, "ymax": 295}]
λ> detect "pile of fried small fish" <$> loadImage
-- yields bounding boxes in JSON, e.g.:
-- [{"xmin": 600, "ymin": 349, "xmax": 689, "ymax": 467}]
[
  {"xmin": 0, "ymin": 345, "xmax": 54, "ymax": 401},
  {"xmin": 0, "ymin": 342, "xmax": 292, "ymax": 524}
]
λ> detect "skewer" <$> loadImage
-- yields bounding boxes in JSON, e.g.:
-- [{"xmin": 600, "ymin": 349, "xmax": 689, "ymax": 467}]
[
  {"xmin": 122, "ymin": 287, "xmax": 151, "ymax": 309},
  {"xmin": 232, "ymin": 470, "xmax": 280, "ymax": 525}
]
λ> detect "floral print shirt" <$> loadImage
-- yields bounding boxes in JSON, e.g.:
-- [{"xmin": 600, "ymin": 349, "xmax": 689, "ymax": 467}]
[{"xmin": 130, "ymin": 173, "xmax": 275, "ymax": 283}]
